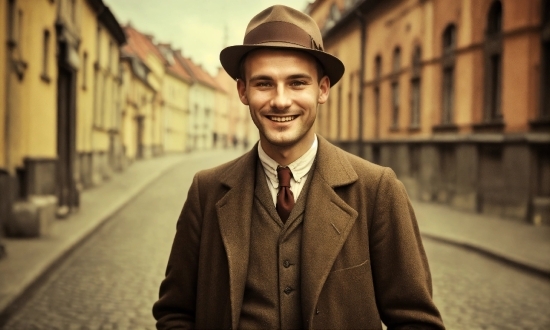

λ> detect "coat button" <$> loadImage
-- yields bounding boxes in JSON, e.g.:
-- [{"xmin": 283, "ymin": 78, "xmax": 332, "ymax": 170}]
[
  {"xmin": 283, "ymin": 286, "xmax": 293, "ymax": 295},
  {"xmin": 283, "ymin": 260, "xmax": 291, "ymax": 268}
]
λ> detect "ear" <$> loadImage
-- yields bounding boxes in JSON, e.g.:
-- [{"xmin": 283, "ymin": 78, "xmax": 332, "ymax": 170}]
[
  {"xmin": 237, "ymin": 79, "xmax": 249, "ymax": 105},
  {"xmin": 317, "ymin": 75, "xmax": 330, "ymax": 104}
]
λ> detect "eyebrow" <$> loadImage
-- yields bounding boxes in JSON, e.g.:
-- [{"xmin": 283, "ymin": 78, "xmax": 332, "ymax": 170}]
[
  {"xmin": 287, "ymin": 74, "xmax": 313, "ymax": 80},
  {"xmin": 249, "ymin": 75, "xmax": 273, "ymax": 82},
  {"xmin": 249, "ymin": 73, "xmax": 313, "ymax": 82}
]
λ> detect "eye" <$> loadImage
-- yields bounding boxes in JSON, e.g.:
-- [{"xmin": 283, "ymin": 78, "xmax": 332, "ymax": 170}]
[
  {"xmin": 255, "ymin": 81, "xmax": 272, "ymax": 88},
  {"xmin": 290, "ymin": 80, "xmax": 307, "ymax": 87}
]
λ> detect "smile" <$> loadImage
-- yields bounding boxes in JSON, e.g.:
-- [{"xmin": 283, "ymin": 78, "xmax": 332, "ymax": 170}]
[{"xmin": 268, "ymin": 116, "xmax": 297, "ymax": 122}]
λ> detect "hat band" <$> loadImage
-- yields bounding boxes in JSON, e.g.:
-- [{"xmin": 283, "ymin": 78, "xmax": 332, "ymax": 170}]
[{"xmin": 243, "ymin": 21, "xmax": 324, "ymax": 51}]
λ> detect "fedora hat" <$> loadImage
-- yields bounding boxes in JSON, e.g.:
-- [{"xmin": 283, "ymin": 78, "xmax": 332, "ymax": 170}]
[{"xmin": 220, "ymin": 5, "xmax": 345, "ymax": 85}]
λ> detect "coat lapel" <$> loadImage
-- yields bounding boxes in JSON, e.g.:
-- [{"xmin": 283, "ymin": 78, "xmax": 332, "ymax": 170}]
[
  {"xmin": 215, "ymin": 146, "xmax": 258, "ymax": 329},
  {"xmin": 301, "ymin": 136, "xmax": 359, "ymax": 323}
]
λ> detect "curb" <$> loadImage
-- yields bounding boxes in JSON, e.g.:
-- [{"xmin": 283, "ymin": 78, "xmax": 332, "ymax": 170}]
[{"xmin": 420, "ymin": 232, "xmax": 550, "ymax": 279}]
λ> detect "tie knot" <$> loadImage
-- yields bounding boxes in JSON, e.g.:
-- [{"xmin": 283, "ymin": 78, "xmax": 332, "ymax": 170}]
[{"xmin": 277, "ymin": 166, "xmax": 292, "ymax": 187}]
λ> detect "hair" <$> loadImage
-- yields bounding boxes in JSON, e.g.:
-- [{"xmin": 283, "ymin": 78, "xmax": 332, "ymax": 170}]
[{"xmin": 237, "ymin": 49, "xmax": 326, "ymax": 84}]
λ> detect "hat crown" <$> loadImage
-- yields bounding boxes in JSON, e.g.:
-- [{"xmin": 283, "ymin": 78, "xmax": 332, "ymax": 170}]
[
  {"xmin": 244, "ymin": 5, "xmax": 324, "ymax": 50},
  {"xmin": 219, "ymin": 4, "xmax": 345, "ymax": 85}
]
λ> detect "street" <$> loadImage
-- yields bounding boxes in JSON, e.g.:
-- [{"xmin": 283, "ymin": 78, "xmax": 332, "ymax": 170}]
[{"xmin": 2, "ymin": 153, "xmax": 550, "ymax": 330}]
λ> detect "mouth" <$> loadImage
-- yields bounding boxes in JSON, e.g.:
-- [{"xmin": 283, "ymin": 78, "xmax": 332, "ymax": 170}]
[{"xmin": 267, "ymin": 115, "xmax": 298, "ymax": 123}]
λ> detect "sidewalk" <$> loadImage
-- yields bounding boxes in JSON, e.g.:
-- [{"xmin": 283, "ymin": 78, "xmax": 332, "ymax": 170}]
[
  {"xmin": 1, "ymin": 151, "xmax": 549, "ymax": 317},
  {"xmin": 413, "ymin": 201, "xmax": 550, "ymax": 277}
]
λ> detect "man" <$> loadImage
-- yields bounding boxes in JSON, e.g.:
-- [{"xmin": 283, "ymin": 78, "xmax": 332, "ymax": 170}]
[{"xmin": 153, "ymin": 5, "xmax": 445, "ymax": 330}]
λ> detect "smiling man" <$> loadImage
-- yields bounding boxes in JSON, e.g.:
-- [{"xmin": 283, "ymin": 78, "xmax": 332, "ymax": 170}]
[{"xmin": 153, "ymin": 5, "xmax": 445, "ymax": 330}]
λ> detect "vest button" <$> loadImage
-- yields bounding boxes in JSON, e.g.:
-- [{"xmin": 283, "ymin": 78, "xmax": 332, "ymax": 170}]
[
  {"xmin": 284, "ymin": 286, "xmax": 293, "ymax": 295},
  {"xmin": 283, "ymin": 260, "xmax": 291, "ymax": 268}
]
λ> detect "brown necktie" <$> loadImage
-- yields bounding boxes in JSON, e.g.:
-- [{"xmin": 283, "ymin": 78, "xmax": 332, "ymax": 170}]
[{"xmin": 276, "ymin": 166, "xmax": 295, "ymax": 222}]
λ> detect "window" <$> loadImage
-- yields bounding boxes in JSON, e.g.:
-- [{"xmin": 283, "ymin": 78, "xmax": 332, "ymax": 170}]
[
  {"xmin": 442, "ymin": 67, "xmax": 454, "ymax": 124},
  {"xmin": 8, "ymin": 0, "xmax": 17, "ymax": 46},
  {"xmin": 391, "ymin": 47, "xmax": 401, "ymax": 128},
  {"xmin": 392, "ymin": 47, "xmax": 401, "ymax": 73},
  {"xmin": 41, "ymin": 30, "xmax": 50, "ymax": 81},
  {"xmin": 484, "ymin": 1, "xmax": 503, "ymax": 122},
  {"xmin": 108, "ymin": 41, "xmax": 113, "ymax": 72},
  {"xmin": 375, "ymin": 55, "xmax": 382, "ymax": 81},
  {"xmin": 391, "ymin": 82, "xmax": 399, "ymax": 128},
  {"xmin": 82, "ymin": 52, "xmax": 88, "ymax": 89},
  {"xmin": 410, "ymin": 46, "xmax": 422, "ymax": 128},
  {"xmin": 96, "ymin": 25, "xmax": 101, "ymax": 65},
  {"xmin": 374, "ymin": 55, "xmax": 382, "ymax": 138},
  {"xmin": 442, "ymin": 24, "xmax": 456, "ymax": 125}
]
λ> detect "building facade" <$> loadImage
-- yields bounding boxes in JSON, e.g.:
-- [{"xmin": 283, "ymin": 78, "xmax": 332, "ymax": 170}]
[
  {"xmin": 308, "ymin": 0, "xmax": 550, "ymax": 225},
  {"xmin": 0, "ymin": 0, "xmax": 125, "ymax": 238},
  {"xmin": 215, "ymin": 67, "xmax": 258, "ymax": 149},
  {"xmin": 122, "ymin": 25, "xmax": 167, "ymax": 159},
  {"xmin": 176, "ymin": 56, "xmax": 218, "ymax": 151},
  {"xmin": 77, "ymin": 1, "xmax": 126, "ymax": 190},
  {"xmin": 158, "ymin": 47, "xmax": 193, "ymax": 154}
]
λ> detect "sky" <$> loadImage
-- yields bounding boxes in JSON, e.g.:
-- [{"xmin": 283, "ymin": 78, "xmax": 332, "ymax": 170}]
[{"xmin": 106, "ymin": 0, "xmax": 311, "ymax": 75}]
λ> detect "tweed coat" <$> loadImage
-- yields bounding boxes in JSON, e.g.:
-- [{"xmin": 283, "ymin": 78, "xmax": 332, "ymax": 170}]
[{"xmin": 153, "ymin": 136, "xmax": 445, "ymax": 330}]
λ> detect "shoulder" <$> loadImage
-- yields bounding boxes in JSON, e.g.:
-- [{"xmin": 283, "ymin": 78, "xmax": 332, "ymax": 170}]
[{"xmin": 317, "ymin": 136, "xmax": 390, "ymax": 183}]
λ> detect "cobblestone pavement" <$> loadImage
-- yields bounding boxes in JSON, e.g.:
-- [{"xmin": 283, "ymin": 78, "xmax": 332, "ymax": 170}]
[
  {"xmin": 3, "ymin": 153, "xmax": 550, "ymax": 329},
  {"xmin": 426, "ymin": 238, "xmax": 550, "ymax": 330},
  {"xmin": 2, "ymin": 154, "xmax": 232, "ymax": 330}
]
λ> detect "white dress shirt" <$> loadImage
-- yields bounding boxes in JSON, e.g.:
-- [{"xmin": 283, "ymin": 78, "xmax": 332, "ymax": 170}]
[{"xmin": 258, "ymin": 135, "xmax": 318, "ymax": 205}]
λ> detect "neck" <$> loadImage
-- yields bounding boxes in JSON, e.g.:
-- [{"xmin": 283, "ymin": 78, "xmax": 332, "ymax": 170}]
[{"xmin": 260, "ymin": 134, "xmax": 315, "ymax": 166}]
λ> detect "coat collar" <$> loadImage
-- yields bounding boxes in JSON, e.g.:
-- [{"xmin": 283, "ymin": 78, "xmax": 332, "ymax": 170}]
[{"xmin": 215, "ymin": 136, "xmax": 359, "ymax": 328}]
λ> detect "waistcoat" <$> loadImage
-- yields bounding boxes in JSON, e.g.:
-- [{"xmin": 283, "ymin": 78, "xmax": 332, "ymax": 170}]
[{"xmin": 238, "ymin": 160, "xmax": 314, "ymax": 329}]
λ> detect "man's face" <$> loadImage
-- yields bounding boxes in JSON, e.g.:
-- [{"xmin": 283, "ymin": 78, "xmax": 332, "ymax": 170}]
[{"xmin": 237, "ymin": 49, "xmax": 330, "ymax": 156}]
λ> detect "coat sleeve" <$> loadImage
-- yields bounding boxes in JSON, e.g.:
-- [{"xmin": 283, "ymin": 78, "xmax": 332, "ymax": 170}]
[
  {"xmin": 369, "ymin": 167, "xmax": 445, "ymax": 330},
  {"xmin": 152, "ymin": 173, "xmax": 203, "ymax": 329}
]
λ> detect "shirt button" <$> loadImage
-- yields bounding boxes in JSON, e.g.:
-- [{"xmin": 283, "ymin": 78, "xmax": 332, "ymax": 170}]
[
  {"xmin": 283, "ymin": 260, "xmax": 291, "ymax": 268},
  {"xmin": 284, "ymin": 286, "xmax": 293, "ymax": 295}
]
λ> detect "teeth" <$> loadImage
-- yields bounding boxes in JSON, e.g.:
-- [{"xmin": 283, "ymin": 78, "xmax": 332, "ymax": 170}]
[{"xmin": 270, "ymin": 116, "xmax": 295, "ymax": 122}]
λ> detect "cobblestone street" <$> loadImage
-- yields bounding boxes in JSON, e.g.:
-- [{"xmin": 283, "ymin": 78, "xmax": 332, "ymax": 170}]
[
  {"xmin": 2, "ymin": 153, "xmax": 550, "ymax": 329},
  {"xmin": 426, "ymin": 239, "xmax": 550, "ymax": 329}
]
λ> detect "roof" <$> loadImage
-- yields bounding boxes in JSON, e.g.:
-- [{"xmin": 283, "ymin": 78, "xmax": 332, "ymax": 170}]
[
  {"xmin": 122, "ymin": 25, "xmax": 167, "ymax": 66},
  {"xmin": 86, "ymin": 0, "xmax": 126, "ymax": 45},
  {"xmin": 174, "ymin": 52, "xmax": 224, "ymax": 92},
  {"xmin": 156, "ymin": 45, "xmax": 193, "ymax": 84}
]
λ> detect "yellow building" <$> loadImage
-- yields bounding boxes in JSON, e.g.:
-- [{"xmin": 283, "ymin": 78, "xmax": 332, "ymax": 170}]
[
  {"xmin": 177, "ymin": 56, "xmax": 218, "ymax": 151},
  {"xmin": 0, "ymin": 0, "xmax": 125, "ymax": 237},
  {"xmin": 215, "ymin": 67, "xmax": 258, "ymax": 149},
  {"xmin": 308, "ymin": 0, "xmax": 550, "ymax": 225},
  {"xmin": 119, "ymin": 55, "xmax": 155, "ymax": 161},
  {"xmin": 0, "ymin": 0, "xmax": 59, "ymax": 236},
  {"xmin": 123, "ymin": 26, "xmax": 166, "ymax": 158},
  {"xmin": 213, "ymin": 85, "xmax": 229, "ymax": 148},
  {"xmin": 157, "ymin": 46, "xmax": 193, "ymax": 153},
  {"xmin": 77, "ymin": 0, "xmax": 126, "ymax": 188}
]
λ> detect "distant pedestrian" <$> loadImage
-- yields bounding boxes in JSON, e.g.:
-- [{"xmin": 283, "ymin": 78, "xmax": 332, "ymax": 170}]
[{"xmin": 153, "ymin": 4, "xmax": 444, "ymax": 329}]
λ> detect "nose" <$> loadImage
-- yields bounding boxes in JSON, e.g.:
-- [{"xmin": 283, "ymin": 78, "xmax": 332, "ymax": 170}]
[{"xmin": 269, "ymin": 84, "xmax": 292, "ymax": 110}]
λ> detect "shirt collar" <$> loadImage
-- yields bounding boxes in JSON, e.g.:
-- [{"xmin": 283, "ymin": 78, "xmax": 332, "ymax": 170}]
[{"xmin": 258, "ymin": 135, "xmax": 318, "ymax": 189}]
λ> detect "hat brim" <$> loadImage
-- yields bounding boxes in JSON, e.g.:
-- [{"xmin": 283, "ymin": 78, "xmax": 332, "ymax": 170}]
[{"xmin": 220, "ymin": 43, "xmax": 345, "ymax": 85}]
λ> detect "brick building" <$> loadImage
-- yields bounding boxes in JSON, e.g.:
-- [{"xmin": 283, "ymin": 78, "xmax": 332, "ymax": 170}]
[{"xmin": 307, "ymin": 0, "xmax": 550, "ymax": 224}]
